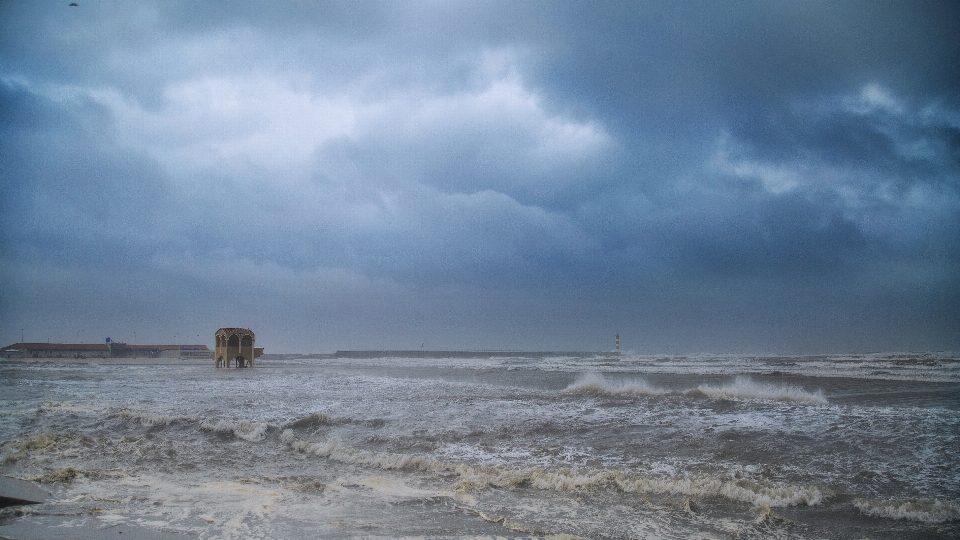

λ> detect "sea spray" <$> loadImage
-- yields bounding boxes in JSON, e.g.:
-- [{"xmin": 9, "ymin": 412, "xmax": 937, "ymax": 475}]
[
  {"xmin": 854, "ymin": 498, "xmax": 960, "ymax": 523},
  {"xmin": 696, "ymin": 376, "xmax": 828, "ymax": 405},
  {"xmin": 564, "ymin": 372, "xmax": 667, "ymax": 396},
  {"xmin": 565, "ymin": 372, "xmax": 827, "ymax": 405}
]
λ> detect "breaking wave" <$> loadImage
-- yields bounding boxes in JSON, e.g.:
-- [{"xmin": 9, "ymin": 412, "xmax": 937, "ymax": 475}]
[
  {"xmin": 696, "ymin": 376, "xmax": 827, "ymax": 405},
  {"xmin": 279, "ymin": 429, "xmax": 828, "ymax": 507},
  {"xmin": 564, "ymin": 373, "xmax": 827, "ymax": 405},
  {"xmin": 283, "ymin": 412, "xmax": 349, "ymax": 430},
  {"xmin": 200, "ymin": 420, "xmax": 269, "ymax": 442},
  {"xmin": 855, "ymin": 498, "xmax": 960, "ymax": 523},
  {"xmin": 110, "ymin": 410, "xmax": 192, "ymax": 427},
  {"xmin": 3, "ymin": 432, "xmax": 84, "ymax": 463},
  {"xmin": 564, "ymin": 373, "xmax": 667, "ymax": 396},
  {"xmin": 454, "ymin": 465, "xmax": 829, "ymax": 507}
]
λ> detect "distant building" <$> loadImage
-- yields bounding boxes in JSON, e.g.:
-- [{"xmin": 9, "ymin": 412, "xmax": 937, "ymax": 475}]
[
  {"xmin": 0, "ymin": 342, "xmax": 211, "ymax": 359},
  {"xmin": 1, "ymin": 343, "xmax": 109, "ymax": 359},
  {"xmin": 107, "ymin": 342, "xmax": 212, "ymax": 359},
  {"xmin": 214, "ymin": 328, "xmax": 263, "ymax": 368}
]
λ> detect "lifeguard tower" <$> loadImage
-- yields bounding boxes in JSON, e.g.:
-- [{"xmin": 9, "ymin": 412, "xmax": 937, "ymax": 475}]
[{"xmin": 215, "ymin": 328, "xmax": 262, "ymax": 368}]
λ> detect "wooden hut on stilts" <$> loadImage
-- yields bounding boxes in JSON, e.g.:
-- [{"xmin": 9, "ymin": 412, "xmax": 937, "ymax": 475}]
[{"xmin": 215, "ymin": 328, "xmax": 263, "ymax": 368}]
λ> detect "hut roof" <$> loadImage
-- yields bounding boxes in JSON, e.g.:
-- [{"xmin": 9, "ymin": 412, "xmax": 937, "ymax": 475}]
[{"xmin": 215, "ymin": 328, "xmax": 255, "ymax": 338}]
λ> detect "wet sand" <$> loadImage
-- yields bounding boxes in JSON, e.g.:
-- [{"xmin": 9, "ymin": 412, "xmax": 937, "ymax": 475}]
[{"xmin": 0, "ymin": 513, "xmax": 193, "ymax": 539}]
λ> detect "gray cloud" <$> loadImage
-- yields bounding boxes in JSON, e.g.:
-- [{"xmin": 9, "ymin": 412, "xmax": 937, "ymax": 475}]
[{"xmin": 1, "ymin": 1, "xmax": 957, "ymax": 353}]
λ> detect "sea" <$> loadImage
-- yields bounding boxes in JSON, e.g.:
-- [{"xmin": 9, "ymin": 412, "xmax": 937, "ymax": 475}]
[{"xmin": 0, "ymin": 352, "xmax": 958, "ymax": 539}]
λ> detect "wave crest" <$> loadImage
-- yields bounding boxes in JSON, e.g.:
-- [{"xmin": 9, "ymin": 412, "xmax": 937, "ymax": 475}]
[
  {"xmin": 564, "ymin": 373, "xmax": 827, "ymax": 405},
  {"xmin": 279, "ymin": 431, "xmax": 828, "ymax": 507},
  {"xmin": 696, "ymin": 377, "xmax": 827, "ymax": 405},
  {"xmin": 110, "ymin": 410, "xmax": 191, "ymax": 427},
  {"xmin": 200, "ymin": 420, "xmax": 269, "ymax": 442},
  {"xmin": 855, "ymin": 498, "xmax": 960, "ymax": 523},
  {"xmin": 458, "ymin": 468, "xmax": 828, "ymax": 507},
  {"xmin": 564, "ymin": 373, "xmax": 666, "ymax": 396},
  {"xmin": 283, "ymin": 412, "xmax": 344, "ymax": 430}
]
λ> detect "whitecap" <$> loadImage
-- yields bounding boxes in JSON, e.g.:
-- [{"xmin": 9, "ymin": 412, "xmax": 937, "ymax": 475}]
[
  {"xmin": 564, "ymin": 373, "xmax": 667, "ymax": 396},
  {"xmin": 855, "ymin": 498, "xmax": 960, "ymax": 523},
  {"xmin": 696, "ymin": 376, "xmax": 828, "ymax": 405},
  {"xmin": 199, "ymin": 420, "xmax": 269, "ymax": 442}
]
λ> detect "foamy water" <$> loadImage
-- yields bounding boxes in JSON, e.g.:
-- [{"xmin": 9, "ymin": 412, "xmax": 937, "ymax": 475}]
[{"xmin": 0, "ymin": 353, "xmax": 957, "ymax": 538}]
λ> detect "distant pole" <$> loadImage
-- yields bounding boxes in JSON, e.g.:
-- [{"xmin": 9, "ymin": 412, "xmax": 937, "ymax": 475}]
[{"xmin": 21, "ymin": 329, "xmax": 24, "ymax": 343}]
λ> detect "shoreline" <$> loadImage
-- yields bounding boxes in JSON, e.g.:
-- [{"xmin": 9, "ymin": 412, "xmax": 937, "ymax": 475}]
[{"xmin": 0, "ymin": 357, "xmax": 212, "ymax": 366}]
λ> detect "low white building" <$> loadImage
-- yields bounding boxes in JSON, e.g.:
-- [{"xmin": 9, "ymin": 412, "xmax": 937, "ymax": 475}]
[
  {"xmin": 1, "ymin": 343, "xmax": 109, "ymax": 359},
  {"xmin": 0, "ymin": 342, "xmax": 213, "ymax": 359}
]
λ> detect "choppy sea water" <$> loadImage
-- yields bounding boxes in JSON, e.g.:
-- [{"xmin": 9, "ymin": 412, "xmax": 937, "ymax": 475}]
[{"xmin": 0, "ymin": 352, "xmax": 958, "ymax": 539}]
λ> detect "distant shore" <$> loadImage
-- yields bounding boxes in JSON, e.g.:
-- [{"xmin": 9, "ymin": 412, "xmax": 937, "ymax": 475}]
[
  {"xmin": 0, "ymin": 357, "xmax": 212, "ymax": 365},
  {"xmin": 1, "ymin": 350, "xmax": 620, "ymax": 365}
]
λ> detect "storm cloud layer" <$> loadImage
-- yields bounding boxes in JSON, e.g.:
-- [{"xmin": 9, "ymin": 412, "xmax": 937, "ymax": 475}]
[{"xmin": 2, "ymin": 1, "xmax": 958, "ymax": 353}]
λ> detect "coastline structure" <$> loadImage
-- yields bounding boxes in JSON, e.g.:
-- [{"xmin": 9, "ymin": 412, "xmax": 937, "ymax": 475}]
[
  {"xmin": 0, "ymin": 341, "xmax": 211, "ymax": 359},
  {"xmin": 214, "ymin": 328, "xmax": 263, "ymax": 368}
]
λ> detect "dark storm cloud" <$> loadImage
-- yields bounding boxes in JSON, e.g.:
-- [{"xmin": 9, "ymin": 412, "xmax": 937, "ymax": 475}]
[
  {"xmin": 538, "ymin": 1, "xmax": 960, "ymax": 126},
  {"xmin": 0, "ymin": 80, "xmax": 169, "ymax": 261},
  {"xmin": 1, "ymin": 1, "xmax": 957, "ymax": 352}
]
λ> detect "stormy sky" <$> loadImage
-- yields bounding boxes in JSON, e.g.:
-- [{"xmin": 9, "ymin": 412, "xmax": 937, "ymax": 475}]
[{"xmin": 1, "ymin": 1, "xmax": 958, "ymax": 354}]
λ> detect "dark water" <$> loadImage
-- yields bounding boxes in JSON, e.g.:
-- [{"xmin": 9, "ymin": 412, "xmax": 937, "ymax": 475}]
[{"xmin": 1, "ymin": 352, "xmax": 958, "ymax": 538}]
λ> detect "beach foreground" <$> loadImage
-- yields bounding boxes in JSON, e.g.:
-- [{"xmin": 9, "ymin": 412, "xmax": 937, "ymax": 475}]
[{"xmin": 1, "ymin": 353, "xmax": 958, "ymax": 539}]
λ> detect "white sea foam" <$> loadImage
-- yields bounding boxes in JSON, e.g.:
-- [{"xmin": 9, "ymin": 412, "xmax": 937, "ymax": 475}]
[
  {"xmin": 285, "ymin": 432, "xmax": 445, "ymax": 473},
  {"xmin": 200, "ymin": 420, "xmax": 269, "ymax": 442},
  {"xmin": 456, "ymin": 463, "xmax": 831, "ymax": 507},
  {"xmin": 564, "ymin": 372, "xmax": 667, "ymax": 396},
  {"xmin": 4, "ymin": 354, "xmax": 956, "ymax": 538},
  {"xmin": 854, "ymin": 498, "xmax": 960, "ymax": 523},
  {"xmin": 110, "ymin": 410, "xmax": 192, "ymax": 427},
  {"xmin": 564, "ymin": 373, "xmax": 827, "ymax": 405},
  {"xmin": 696, "ymin": 376, "xmax": 828, "ymax": 405},
  {"xmin": 280, "ymin": 431, "xmax": 828, "ymax": 507}
]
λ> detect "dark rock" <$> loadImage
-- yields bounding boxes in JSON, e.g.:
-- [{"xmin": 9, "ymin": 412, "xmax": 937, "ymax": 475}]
[{"xmin": 0, "ymin": 476, "xmax": 48, "ymax": 507}]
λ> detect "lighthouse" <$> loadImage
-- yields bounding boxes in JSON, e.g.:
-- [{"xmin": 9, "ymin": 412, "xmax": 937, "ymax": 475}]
[{"xmin": 615, "ymin": 334, "xmax": 620, "ymax": 354}]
